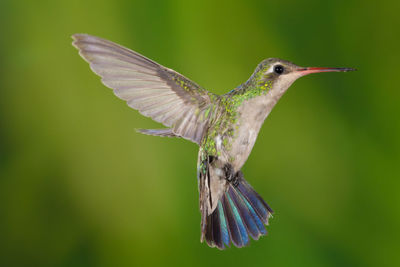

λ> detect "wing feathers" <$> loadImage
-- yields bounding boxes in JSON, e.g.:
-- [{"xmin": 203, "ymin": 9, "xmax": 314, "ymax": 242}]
[
  {"xmin": 72, "ymin": 33, "xmax": 217, "ymax": 144},
  {"xmin": 136, "ymin": 128, "xmax": 179, "ymax": 138}
]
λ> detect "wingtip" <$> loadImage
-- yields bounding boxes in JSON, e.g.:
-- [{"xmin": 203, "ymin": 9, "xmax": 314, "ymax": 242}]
[
  {"xmin": 71, "ymin": 33, "xmax": 89, "ymax": 39},
  {"xmin": 71, "ymin": 33, "xmax": 85, "ymax": 49},
  {"xmin": 71, "ymin": 33, "xmax": 95, "ymax": 48},
  {"xmin": 71, "ymin": 33, "xmax": 82, "ymax": 42}
]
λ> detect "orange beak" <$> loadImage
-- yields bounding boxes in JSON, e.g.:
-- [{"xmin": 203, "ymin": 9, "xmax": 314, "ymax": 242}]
[{"xmin": 297, "ymin": 67, "xmax": 356, "ymax": 76}]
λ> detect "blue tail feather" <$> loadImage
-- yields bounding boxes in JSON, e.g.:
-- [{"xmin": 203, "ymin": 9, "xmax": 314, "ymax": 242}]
[
  {"xmin": 226, "ymin": 190, "xmax": 249, "ymax": 247},
  {"xmin": 222, "ymin": 194, "xmax": 244, "ymax": 247},
  {"xmin": 237, "ymin": 181, "xmax": 273, "ymax": 223},
  {"xmin": 238, "ymin": 191, "xmax": 267, "ymax": 235},
  {"xmin": 204, "ymin": 177, "xmax": 273, "ymax": 249},
  {"xmin": 229, "ymin": 186, "xmax": 264, "ymax": 239},
  {"xmin": 218, "ymin": 201, "xmax": 230, "ymax": 246}
]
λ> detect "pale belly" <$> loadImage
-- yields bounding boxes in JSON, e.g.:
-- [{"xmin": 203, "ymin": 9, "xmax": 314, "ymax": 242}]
[
  {"xmin": 213, "ymin": 117, "xmax": 263, "ymax": 171},
  {"xmin": 210, "ymin": 92, "xmax": 279, "ymax": 171},
  {"xmin": 228, "ymin": 121, "xmax": 262, "ymax": 170}
]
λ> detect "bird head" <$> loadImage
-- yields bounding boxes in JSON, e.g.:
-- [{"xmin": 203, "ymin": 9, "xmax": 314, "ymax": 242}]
[{"xmin": 252, "ymin": 58, "xmax": 356, "ymax": 96}]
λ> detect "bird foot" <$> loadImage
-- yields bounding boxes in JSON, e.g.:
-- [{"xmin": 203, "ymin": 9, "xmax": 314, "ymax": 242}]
[{"xmin": 223, "ymin": 164, "xmax": 242, "ymax": 187}]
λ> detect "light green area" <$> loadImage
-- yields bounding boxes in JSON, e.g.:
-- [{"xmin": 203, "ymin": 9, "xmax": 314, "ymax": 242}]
[
  {"xmin": 201, "ymin": 76, "xmax": 272, "ymax": 158},
  {"xmin": 0, "ymin": 0, "xmax": 399, "ymax": 266}
]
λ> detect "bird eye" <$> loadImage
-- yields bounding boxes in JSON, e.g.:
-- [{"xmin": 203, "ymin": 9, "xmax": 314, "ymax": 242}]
[{"xmin": 274, "ymin": 65, "xmax": 284, "ymax": 74}]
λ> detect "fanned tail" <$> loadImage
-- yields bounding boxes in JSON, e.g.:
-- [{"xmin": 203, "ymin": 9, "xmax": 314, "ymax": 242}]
[{"xmin": 203, "ymin": 178, "xmax": 273, "ymax": 249}]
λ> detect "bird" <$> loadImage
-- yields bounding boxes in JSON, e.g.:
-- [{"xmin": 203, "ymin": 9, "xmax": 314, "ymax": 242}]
[{"xmin": 72, "ymin": 34, "xmax": 355, "ymax": 249}]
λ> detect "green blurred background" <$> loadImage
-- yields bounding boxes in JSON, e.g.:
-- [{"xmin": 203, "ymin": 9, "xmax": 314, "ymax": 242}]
[{"xmin": 0, "ymin": 0, "xmax": 399, "ymax": 266}]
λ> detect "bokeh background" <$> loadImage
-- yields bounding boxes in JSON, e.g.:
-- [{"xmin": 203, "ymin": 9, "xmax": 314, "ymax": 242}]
[{"xmin": 0, "ymin": 0, "xmax": 399, "ymax": 266}]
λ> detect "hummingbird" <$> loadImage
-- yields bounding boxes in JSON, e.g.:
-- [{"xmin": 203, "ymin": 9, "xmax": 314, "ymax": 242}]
[{"xmin": 72, "ymin": 34, "xmax": 355, "ymax": 249}]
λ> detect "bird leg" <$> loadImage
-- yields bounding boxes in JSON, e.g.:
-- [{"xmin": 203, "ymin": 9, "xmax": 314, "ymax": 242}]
[
  {"xmin": 223, "ymin": 163, "xmax": 234, "ymax": 182},
  {"xmin": 223, "ymin": 163, "xmax": 241, "ymax": 187},
  {"xmin": 233, "ymin": 171, "xmax": 243, "ymax": 187}
]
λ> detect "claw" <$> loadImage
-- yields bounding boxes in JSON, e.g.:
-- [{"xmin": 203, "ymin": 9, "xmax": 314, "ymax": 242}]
[
  {"xmin": 224, "ymin": 164, "xmax": 234, "ymax": 182},
  {"xmin": 231, "ymin": 171, "xmax": 242, "ymax": 187},
  {"xmin": 224, "ymin": 164, "xmax": 242, "ymax": 187}
]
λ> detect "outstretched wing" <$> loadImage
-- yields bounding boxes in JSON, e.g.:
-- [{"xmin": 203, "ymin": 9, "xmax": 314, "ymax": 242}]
[{"xmin": 72, "ymin": 34, "xmax": 216, "ymax": 144}]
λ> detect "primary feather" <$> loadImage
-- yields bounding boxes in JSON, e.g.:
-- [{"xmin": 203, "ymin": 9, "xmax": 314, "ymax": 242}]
[{"xmin": 72, "ymin": 34, "xmax": 216, "ymax": 144}]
